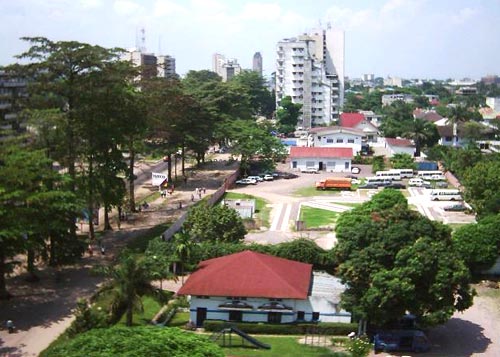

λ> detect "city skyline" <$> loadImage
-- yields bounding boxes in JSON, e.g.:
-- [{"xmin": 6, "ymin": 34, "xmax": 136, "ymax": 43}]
[{"xmin": 1, "ymin": 0, "xmax": 499, "ymax": 80}]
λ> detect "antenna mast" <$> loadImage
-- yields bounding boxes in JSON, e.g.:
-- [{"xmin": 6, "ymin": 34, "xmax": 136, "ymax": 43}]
[{"xmin": 140, "ymin": 27, "xmax": 146, "ymax": 53}]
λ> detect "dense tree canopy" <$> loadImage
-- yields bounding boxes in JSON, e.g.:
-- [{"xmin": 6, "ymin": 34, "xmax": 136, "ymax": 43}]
[
  {"xmin": 275, "ymin": 96, "xmax": 302, "ymax": 134},
  {"xmin": 334, "ymin": 190, "xmax": 474, "ymax": 327}
]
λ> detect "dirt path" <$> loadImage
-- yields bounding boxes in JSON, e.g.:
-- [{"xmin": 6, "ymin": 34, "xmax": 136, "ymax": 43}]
[{"xmin": 0, "ymin": 157, "xmax": 237, "ymax": 356}]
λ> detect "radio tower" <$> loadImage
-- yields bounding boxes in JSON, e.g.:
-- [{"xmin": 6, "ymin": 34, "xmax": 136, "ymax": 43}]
[{"xmin": 140, "ymin": 27, "xmax": 146, "ymax": 53}]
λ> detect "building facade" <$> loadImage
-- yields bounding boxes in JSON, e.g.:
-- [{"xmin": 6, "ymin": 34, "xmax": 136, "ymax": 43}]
[
  {"xmin": 276, "ymin": 27, "xmax": 345, "ymax": 128},
  {"xmin": 124, "ymin": 50, "xmax": 177, "ymax": 80},
  {"xmin": 178, "ymin": 251, "xmax": 351, "ymax": 327},
  {"xmin": 307, "ymin": 126, "xmax": 363, "ymax": 155},
  {"xmin": 253, "ymin": 52, "xmax": 263, "ymax": 76},
  {"xmin": 0, "ymin": 69, "xmax": 27, "ymax": 136},
  {"xmin": 212, "ymin": 53, "xmax": 242, "ymax": 81},
  {"xmin": 289, "ymin": 147, "xmax": 353, "ymax": 172}
]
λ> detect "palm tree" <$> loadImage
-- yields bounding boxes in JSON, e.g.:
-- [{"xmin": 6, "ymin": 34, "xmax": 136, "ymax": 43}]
[
  {"xmin": 447, "ymin": 105, "xmax": 468, "ymax": 147},
  {"xmin": 101, "ymin": 252, "xmax": 160, "ymax": 326},
  {"xmin": 403, "ymin": 118, "xmax": 438, "ymax": 157},
  {"xmin": 173, "ymin": 229, "xmax": 195, "ymax": 285}
]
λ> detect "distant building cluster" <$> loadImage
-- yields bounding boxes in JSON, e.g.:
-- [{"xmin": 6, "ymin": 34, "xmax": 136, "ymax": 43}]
[
  {"xmin": 123, "ymin": 49, "xmax": 177, "ymax": 80},
  {"xmin": 212, "ymin": 53, "xmax": 242, "ymax": 82},
  {"xmin": 0, "ymin": 69, "xmax": 27, "ymax": 135},
  {"xmin": 275, "ymin": 27, "xmax": 345, "ymax": 128}
]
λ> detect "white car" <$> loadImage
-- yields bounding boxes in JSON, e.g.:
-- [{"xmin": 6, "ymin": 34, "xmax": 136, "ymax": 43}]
[
  {"xmin": 235, "ymin": 178, "xmax": 257, "ymax": 185},
  {"xmin": 408, "ymin": 178, "xmax": 431, "ymax": 187},
  {"xmin": 263, "ymin": 174, "xmax": 274, "ymax": 181},
  {"xmin": 247, "ymin": 175, "xmax": 263, "ymax": 182},
  {"xmin": 301, "ymin": 167, "xmax": 319, "ymax": 174}
]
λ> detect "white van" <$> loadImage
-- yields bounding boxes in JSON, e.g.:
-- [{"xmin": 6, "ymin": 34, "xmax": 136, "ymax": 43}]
[
  {"xmin": 389, "ymin": 169, "xmax": 414, "ymax": 178},
  {"xmin": 430, "ymin": 189, "xmax": 462, "ymax": 201},
  {"xmin": 417, "ymin": 171, "xmax": 443, "ymax": 180},
  {"xmin": 366, "ymin": 177, "xmax": 392, "ymax": 186},
  {"xmin": 375, "ymin": 171, "xmax": 402, "ymax": 181},
  {"xmin": 409, "ymin": 178, "xmax": 431, "ymax": 187}
]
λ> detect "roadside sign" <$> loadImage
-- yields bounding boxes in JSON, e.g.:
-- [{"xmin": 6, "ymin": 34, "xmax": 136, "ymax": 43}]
[{"xmin": 152, "ymin": 172, "xmax": 168, "ymax": 186}]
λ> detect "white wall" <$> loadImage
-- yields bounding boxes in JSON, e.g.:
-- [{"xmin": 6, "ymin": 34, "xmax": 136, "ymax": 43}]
[
  {"xmin": 309, "ymin": 132, "xmax": 362, "ymax": 154},
  {"xmin": 387, "ymin": 145, "xmax": 415, "ymax": 157},
  {"xmin": 290, "ymin": 158, "xmax": 352, "ymax": 172},
  {"xmin": 188, "ymin": 296, "xmax": 351, "ymax": 325}
]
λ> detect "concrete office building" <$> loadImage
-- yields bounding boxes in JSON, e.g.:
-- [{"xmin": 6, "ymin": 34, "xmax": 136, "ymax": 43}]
[
  {"xmin": 157, "ymin": 55, "xmax": 176, "ymax": 79},
  {"xmin": 276, "ymin": 27, "xmax": 345, "ymax": 128},
  {"xmin": 124, "ymin": 49, "xmax": 177, "ymax": 80},
  {"xmin": 253, "ymin": 52, "xmax": 263, "ymax": 76},
  {"xmin": 0, "ymin": 69, "xmax": 27, "ymax": 136},
  {"xmin": 212, "ymin": 53, "xmax": 241, "ymax": 81}
]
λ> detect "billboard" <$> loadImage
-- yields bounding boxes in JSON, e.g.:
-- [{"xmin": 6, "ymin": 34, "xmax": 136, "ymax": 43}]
[{"xmin": 152, "ymin": 172, "xmax": 168, "ymax": 186}]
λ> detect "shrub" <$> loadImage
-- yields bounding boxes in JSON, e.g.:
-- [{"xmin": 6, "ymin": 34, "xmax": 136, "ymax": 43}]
[
  {"xmin": 40, "ymin": 326, "xmax": 224, "ymax": 357},
  {"xmin": 346, "ymin": 336, "xmax": 372, "ymax": 357},
  {"xmin": 203, "ymin": 320, "xmax": 358, "ymax": 335}
]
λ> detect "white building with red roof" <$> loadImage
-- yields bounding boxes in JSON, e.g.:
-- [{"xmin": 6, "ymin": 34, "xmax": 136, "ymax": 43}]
[
  {"xmin": 177, "ymin": 251, "xmax": 350, "ymax": 326},
  {"xmin": 339, "ymin": 112, "xmax": 379, "ymax": 143},
  {"xmin": 384, "ymin": 137, "xmax": 416, "ymax": 157},
  {"xmin": 307, "ymin": 126, "xmax": 363, "ymax": 155},
  {"xmin": 288, "ymin": 146, "xmax": 353, "ymax": 173}
]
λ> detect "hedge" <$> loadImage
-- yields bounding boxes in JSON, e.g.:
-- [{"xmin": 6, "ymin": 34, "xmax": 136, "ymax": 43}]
[{"xmin": 203, "ymin": 320, "xmax": 358, "ymax": 336}]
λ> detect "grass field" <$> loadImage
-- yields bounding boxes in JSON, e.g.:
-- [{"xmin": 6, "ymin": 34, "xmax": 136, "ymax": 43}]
[
  {"xmin": 293, "ymin": 186, "xmax": 350, "ymax": 197},
  {"xmin": 223, "ymin": 192, "xmax": 271, "ymax": 228},
  {"xmin": 167, "ymin": 311, "xmax": 190, "ymax": 327},
  {"xmin": 117, "ymin": 295, "xmax": 162, "ymax": 326},
  {"xmin": 221, "ymin": 336, "xmax": 348, "ymax": 357},
  {"xmin": 299, "ymin": 206, "xmax": 339, "ymax": 228}
]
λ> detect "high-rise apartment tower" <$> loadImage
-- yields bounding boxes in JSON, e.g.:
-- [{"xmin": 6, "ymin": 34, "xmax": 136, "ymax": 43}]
[{"xmin": 253, "ymin": 52, "xmax": 263, "ymax": 76}]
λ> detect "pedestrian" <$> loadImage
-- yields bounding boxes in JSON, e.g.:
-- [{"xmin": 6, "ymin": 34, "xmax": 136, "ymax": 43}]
[
  {"xmin": 191, "ymin": 193, "xmax": 194, "ymax": 202},
  {"xmin": 88, "ymin": 244, "xmax": 93, "ymax": 256},
  {"xmin": 198, "ymin": 191, "xmax": 202, "ymax": 199},
  {"xmin": 202, "ymin": 187, "xmax": 206, "ymax": 194},
  {"xmin": 6, "ymin": 320, "xmax": 15, "ymax": 334},
  {"xmin": 100, "ymin": 245, "xmax": 106, "ymax": 255},
  {"xmin": 195, "ymin": 187, "xmax": 199, "ymax": 195},
  {"xmin": 178, "ymin": 201, "xmax": 182, "ymax": 209}
]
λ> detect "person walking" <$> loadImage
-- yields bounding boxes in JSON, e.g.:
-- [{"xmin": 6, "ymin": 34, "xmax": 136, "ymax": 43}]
[{"xmin": 6, "ymin": 320, "xmax": 15, "ymax": 334}]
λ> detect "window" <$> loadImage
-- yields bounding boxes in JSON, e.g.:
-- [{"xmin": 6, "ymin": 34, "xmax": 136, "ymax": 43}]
[
  {"xmin": 269, "ymin": 298, "xmax": 282, "ymax": 301},
  {"xmin": 336, "ymin": 138, "xmax": 343, "ymax": 143},
  {"xmin": 345, "ymin": 162, "xmax": 350, "ymax": 170},
  {"xmin": 196, "ymin": 296, "xmax": 210, "ymax": 299},
  {"xmin": 445, "ymin": 136, "xmax": 452, "ymax": 142},
  {"xmin": 312, "ymin": 312, "xmax": 320, "ymax": 321},
  {"xmin": 348, "ymin": 139, "xmax": 355, "ymax": 143},
  {"xmin": 268, "ymin": 312, "xmax": 282, "ymax": 323},
  {"xmin": 297, "ymin": 311, "xmax": 305, "ymax": 320},
  {"xmin": 229, "ymin": 310, "xmax": 242, "ymax": 322},
  {"xmin": 292, "ymin": 161, "xmax": 297, "ymax": 168},
  {"xmin": 326, "ymin": 138, "xmax": 334, "ymax": 143}
]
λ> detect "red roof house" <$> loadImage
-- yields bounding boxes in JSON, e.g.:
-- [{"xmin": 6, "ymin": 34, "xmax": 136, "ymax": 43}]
[
  {"xmin": 339, "ymin": 112, "xmax": 365, "ymax": 128},
  {"xmin": 178, "ymin": 250, "xmax": 312, "ymax": 299}
]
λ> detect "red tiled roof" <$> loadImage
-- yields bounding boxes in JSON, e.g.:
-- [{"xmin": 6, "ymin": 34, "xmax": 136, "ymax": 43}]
[
  {"xmin": 385, "ymin": 137, "xmax": 414, "ymax": 147},
  {"xmin": 177, "ymin": 251, "xmax": 312, "ymax": 299},
  {"xmin": 289, "ymin": 146, "xmax": 353, "ymax": 158},
  {"xmin": 339, "ymin": 112, "xmax": 365, "ymax": 128}
]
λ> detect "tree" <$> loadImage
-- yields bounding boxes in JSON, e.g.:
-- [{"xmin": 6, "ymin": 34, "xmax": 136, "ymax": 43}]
[
  {"xmin": 172, "ymin": 229, "xmax": 195, "ymax": 285},
  {"xmin": 231, "ymin": 71, "xmax": 274, "ymax": 117},
  {"xmin": 402, "ymin": 118, "xmax": 439, "ymax": 157},
  {"xmin": 100, "ymin": 252, "xmax": 161, "ymax": 326},
  {"xmin": 334, "ymin": 190, "xmax": 474, "ymax": 327},
  {"xmin": 144, "ymin": 237, "xmax": 177, "ymax": 289},
  {"xmin": 184, "ymin": 202, "xmax": 247, "ymax": 243},
  {"xmin": 462, "ymin": 156, "xmax": 500, "ymax": 216},
  {"xmin": 453, "ymin": 215, "xmax": 500, "ymax": 274},
  {"xmin": 447, "ymin": 105, "xmax": 468, "ymax": 147},
  {"xmin": 276, "ymin": 96, "xmax": 302, "ymax": 134},
  {"xmin": 273, "ymin": 238, "xmax": 327, "ymax": 266},
  {"xmin": 390, "ymin": 153, "xmax": 417, "ymax": 170},
  {"xmin": 413, "ymin": 95, "xmax": 430, "ymax": 109}
]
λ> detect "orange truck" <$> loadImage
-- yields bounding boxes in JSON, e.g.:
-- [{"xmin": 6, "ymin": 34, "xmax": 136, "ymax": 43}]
[{"xmin": 315, "ymin": 177, "xmax": 352, "ymax": 190}]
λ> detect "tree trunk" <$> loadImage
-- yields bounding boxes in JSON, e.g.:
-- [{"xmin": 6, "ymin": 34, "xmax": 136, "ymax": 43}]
[
  {"xmin": 104, "ymin": 205, "xmax": 112, "ymax": 231},
  {"xmin": 88, "ymin": 158, "xmax": 96, "ymax": 240},
  {"xmin": 26, "ymin": 245, "xmax": 39, "ymax": 282},
  {"xmin": 0, "ymin": 249, "xmax": 11, "ymax": 300},
  {"xmin": 128, "ymin": 141, "xmax": 136, "ymax": 212},
  {"xmin": 181, "ymin": 147, "xmax": 185, "ymax": 176},
  {"xmin": 167, "ymin": 154, "xmax": 172, "ymax": 183},
  {"xmin": 126, "ymin": 304, "xmax": 134, "ymax": 326},
  {"xmin": 174, "ymin": 154, "xmax": 178, "ymax": 181}
]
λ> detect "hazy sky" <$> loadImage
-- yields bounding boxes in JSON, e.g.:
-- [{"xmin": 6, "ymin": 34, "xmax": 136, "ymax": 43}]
[{"xmin": 1, "ymin": 0, "xmax": 499, "ymax": 80}]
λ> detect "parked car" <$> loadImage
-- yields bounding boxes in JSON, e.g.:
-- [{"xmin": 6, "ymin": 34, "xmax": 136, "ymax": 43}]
[
  {"xmin": 435, "ymin": 181, "xmax": 448, "ymax": 188},
  {"xmin": 351, "ymin": 179, "xmax": 361, "ymax": 185},
  {"xmin": 247, "ymin": 175, "xmax": 263, "ymax": 182},
  {"xmin": 351, "ymin": 167, "xmax": 361, "ymax": 174},
  {"xmin": 385, "ymin": 182, "xmax": 406, "ymax": 189},
  {"xmin": 374, "ymin": 329, "xmax": 431, "ymax": 353},
  {"xmin": 281, "ymin": 173, "xmax": 299, "ymax": 179},
  {"xmin": 262, "ymin": 174, "xmax": 274, "ymax": 181},
  {"xmin": 345, "ymin": 174, "xmax": 358, "ymax": 179},
  {"xmin": 358, "ymin": 183, "xmax": 378, "ymax": 189},
  {"xmin": 444, "ymin": 203, "xmax": 467, "ymax": 211},
  {"xmin": 301, "ymin": 167, "xmax": 319, "ymax": 174},
  {"xmin": 235, "ymin": 178, "xmax": 257, "ymax": 185},
  {"xmin": 408, "ymin": 178, "xmax": 431, "ymax": 187}
]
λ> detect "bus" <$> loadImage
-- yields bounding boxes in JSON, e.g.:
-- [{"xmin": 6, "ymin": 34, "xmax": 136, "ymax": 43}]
[
  {"xmin": 375, "ymin": 171, "xmax": 402, "ymax": 181},
  {"xmin": 389, "ymin": 169, "xmax": 414, "ymax": 178},
  {"xmin": 417, "ymin": 171, "xmax": 444, "ymax": 180},
  {"xmin": 429, "ymin": 189, "xmax": 462, "ymax": 201}
]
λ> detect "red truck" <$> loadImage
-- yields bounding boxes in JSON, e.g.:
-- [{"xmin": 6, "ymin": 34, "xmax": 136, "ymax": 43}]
[{"xmin": 315, "ymin": 177, "xmax": 352, "ymax": 190}]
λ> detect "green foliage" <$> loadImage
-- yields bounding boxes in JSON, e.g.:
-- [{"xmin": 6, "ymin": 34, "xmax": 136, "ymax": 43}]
[
  {"xmin": 453, "ymin": 215, "xmax": 500, "ymax": 274},
  {"xmin": 184, "ymin": 202, "xmax": 247, "ymax": 243},
  {"xmin": 273, "ymin": 238, "xmax": 329, "ymax": 266},
  {"xmin": 230, "ymin": 71, "xmax": 275, "ymax": 117},
  {"xmin": 389, "ymin": 153, "xmax": 416, "ymax": 170},
  {"xmin": 203, "ymin": 320, "xmax": 358, "ymax": 335},
  {"xmin": 371, "ymin": 155, "xmax": 385, "ymax": 173},
  {"xmin": 66, "ymin": 298, "xmax": 108, "ymax": 337},
  {"xmin": 40, "ymin": 326, "xmax": 224, "ymax": 357},
  {"xmin": 276, "ymin": 96, "xmax": 302, "ymax": 133},
  {"xmin": 346, "ymin": 337, "xmax": 372, "ymax": 357},
  {"xmin": 334, "ymin": 190, "xmax": 474, "ymax": 327}
]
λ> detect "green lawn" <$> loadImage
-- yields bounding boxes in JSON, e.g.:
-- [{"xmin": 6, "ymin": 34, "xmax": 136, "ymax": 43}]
[
  {"xmin": 299, "ymin": 206, "xmax": 339, "ymax": 228},
  {"xmin": 223, "ymin": 192, "xmax": 272, "ymax": 228},
  {"xmin": 117, "ymin": 295, "xmax": 162, "ymax": 326},
  {"xmin": 293, "ymin": 186, "xmax": 349, "ymax": 197},
  {"xmin": 221, "ymin": 336, "xmax": 347, "ymax": 357},
  {"xmin": 167, "ymin": 311, "xmax": 190, "ymax": 327},
  {"xmin": 330, "ymin": 202, "xmax": 360, "ymax": 208},
  {"xmin": 126, "ymin": 223, "xmax": 170, "ymax": 252}
]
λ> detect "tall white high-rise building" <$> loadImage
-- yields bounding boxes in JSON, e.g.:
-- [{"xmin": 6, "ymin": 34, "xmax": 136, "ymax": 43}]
[
  {"xmin": 276, "ymin": 28, "xmax": 345, "ymax": 128},
  {"xmin": 253, "ymin": 52, "xmax": 263, "ymax": 76}
]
